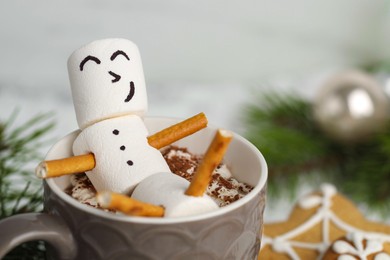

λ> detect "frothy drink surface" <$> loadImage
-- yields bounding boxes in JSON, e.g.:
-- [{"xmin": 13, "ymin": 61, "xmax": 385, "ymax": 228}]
[{"xmin": 66, "ymin": 146, "xmax": 253, "ymax": 210}]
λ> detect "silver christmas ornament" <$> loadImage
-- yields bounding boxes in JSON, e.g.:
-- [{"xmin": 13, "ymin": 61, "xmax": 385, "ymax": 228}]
[{"xmin": 313, "ymin": 70, "xmax": 390, "ymax": 143}]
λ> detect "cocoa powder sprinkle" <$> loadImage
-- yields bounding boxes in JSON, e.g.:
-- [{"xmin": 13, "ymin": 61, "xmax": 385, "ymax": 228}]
[{"xmin": 67, "ymin": 145, "xmax": 254, "ymax": 209}]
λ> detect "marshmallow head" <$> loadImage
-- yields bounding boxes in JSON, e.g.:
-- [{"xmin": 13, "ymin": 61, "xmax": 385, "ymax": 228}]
[{"xmin": 68, "ymin": 38, "xmax": 147, "ymax": 129}]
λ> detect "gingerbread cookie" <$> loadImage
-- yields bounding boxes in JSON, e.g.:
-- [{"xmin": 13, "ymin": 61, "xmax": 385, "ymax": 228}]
[
  {"xmin": 259, "ymin": 184, "xmax": 390, "ymax": 259},
  {"xmin": 322, "ymin": 232, "xmax": 390, "ymax": 259}
]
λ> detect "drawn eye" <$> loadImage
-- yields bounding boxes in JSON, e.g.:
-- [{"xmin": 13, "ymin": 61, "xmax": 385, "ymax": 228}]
[
  {"xmin": 79, "ymin": 55, "xmax": 101, "ymax": 71},
  {"xmin": 110, "ymin": 50, "xmax": 130, "ymax": 61}
]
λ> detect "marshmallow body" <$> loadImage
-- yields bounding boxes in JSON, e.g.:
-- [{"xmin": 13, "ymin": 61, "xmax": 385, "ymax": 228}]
[
  {"xmin": 68, "ymin": 38, "xmax": 147, "ymax": 129},
  {"xmin": 132, "ymin": 172, "xmax": 219, "ymax": 218},
  {"xmin": 73, "ymin": 115, "xmax": 170, "ymax": 194}
]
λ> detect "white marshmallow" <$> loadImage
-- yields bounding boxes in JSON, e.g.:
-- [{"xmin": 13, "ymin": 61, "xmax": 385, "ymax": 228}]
[
  {"xmin": 68, "ymin": 38, "xmax": 147, "ymax": 129},
  {"xmin": 73, "ymin": 115, "xmax": 170, "ymax": 194},
  {"xmin": 132, "ymin": 172, "xmax": 219, "ymax": 218}
]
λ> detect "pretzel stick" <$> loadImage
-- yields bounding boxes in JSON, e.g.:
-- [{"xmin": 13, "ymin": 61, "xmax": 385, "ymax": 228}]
[
  {"xmin": 35, "ymin": 154, "xmax": 96, "ymax": 179},
  {"xmin": 148, "ymin": 112, "xmax": 208, "ymax": 149},
  {"xmin": 35, "ymin": 113, "xmax": 208, "ymax": 179},
  {"xmin": 97, "ymin": 192, "xmax": 164, "ymax": 217},
  {"xmin": 185, "ymin": 129, "xmax": 233, "ymax": 197}
]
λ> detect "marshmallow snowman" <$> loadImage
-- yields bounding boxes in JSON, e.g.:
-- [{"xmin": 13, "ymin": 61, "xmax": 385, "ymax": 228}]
[{"xmin": 68, "ymin": 38, "xmax": 170, "ymax": 194}]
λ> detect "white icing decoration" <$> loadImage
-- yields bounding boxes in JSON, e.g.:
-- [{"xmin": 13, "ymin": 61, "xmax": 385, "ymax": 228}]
[
  {"xmin": 338, "ymin": 255, "xmax": 356, "ymax": 260},
  {"xmin": 260, "ymin": 183, "xmax": 390, "ymax": 260},
  {"xmin": 320, "ymin": 183, "xmax": 337, "ymax": 197},
  {"xmin": 333, "ymin": 232, "xmax": 384, "ymax": 258},
  {"xmin": 375, "ymin": 253, "xmax": 390, "ymax": 260},
  {"xmin": 298, "ymin": 195, "xmax": 322, "ymax": 209},
  {"xmin": 367, "ymin": 240, "xmax": 385, "ymax": 255},
  {"xmin": 337, "ymin": 255, "xmax": 356, "ymax": 260},
  {"xmin": 271, "ymin": 238, "xmax": 301, "ymax": 260},
  {"xmin": 333, "ymin": 240, "xmax": 356, "ymax": 254}
]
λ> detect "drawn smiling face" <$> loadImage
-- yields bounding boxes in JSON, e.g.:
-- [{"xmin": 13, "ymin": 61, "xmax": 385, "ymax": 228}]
[
  {"xmin": 67, "ymin": 39, "xmax": 148, "ymax": 129},
  {"xmin": 79, "ymin": 50, "xmax": 136, "ymax": 103}
]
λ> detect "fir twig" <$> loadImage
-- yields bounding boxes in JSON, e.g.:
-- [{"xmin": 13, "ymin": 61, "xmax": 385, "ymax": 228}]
[
  {"xmin": 0, "ymin": 110, "xmax": 55, "ymax": 259},
  {"xmin": 243, "ymin": 91, "xmax": 390, "ymax": 213},
  {"xmin": 243, "ymin": 92, "xmax": 337, "ymax": 195}
]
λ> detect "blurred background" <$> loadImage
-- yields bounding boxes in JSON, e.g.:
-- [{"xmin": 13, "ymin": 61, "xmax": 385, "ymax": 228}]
[
  {"xmin": 1, "ymin": 0, "xmax": 390, "ymax": 223},
  {"xmin": 1, "ymin": 0, "xmax": 389, "ymax": 134}
]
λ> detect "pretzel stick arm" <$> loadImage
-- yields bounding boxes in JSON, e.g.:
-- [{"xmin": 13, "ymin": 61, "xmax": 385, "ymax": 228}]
[
  {"xmin": 35, "ymin": 153, "xmax": 95, "ymax": 178},
  {"xmin": 97, "ymin": 192, "xmax": 164, "ymax": 217},
  {"xmin": 185, "ymin": 129, "xmax": 233, "ymax": 197},
  {"xmin": 147, "ymin": 112, "xmax": 208, "ymax": 149}
]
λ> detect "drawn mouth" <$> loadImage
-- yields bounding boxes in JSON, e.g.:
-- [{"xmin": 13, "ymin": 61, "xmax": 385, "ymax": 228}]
[{"xmin": 124, "ymin": 81, "xmax": 135, "ymax": 103}]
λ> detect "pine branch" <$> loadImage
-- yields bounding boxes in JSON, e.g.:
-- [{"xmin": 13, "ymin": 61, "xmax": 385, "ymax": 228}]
[
  {"xmin": 244, "ymin": 93, "xmax": 336, "ymax": 175},
  {"xmin": 243, "ymin": 91, "xmax": 390, "ymax": 212},
  {"xmin": 0, "ymin": 110, "xmax": 55, "ymax": 259}
]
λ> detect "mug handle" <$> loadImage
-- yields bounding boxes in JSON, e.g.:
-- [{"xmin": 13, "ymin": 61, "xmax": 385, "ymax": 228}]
[{"xmin": 0, "ymin": 213, "xmax": 77, "ymax": 259}]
